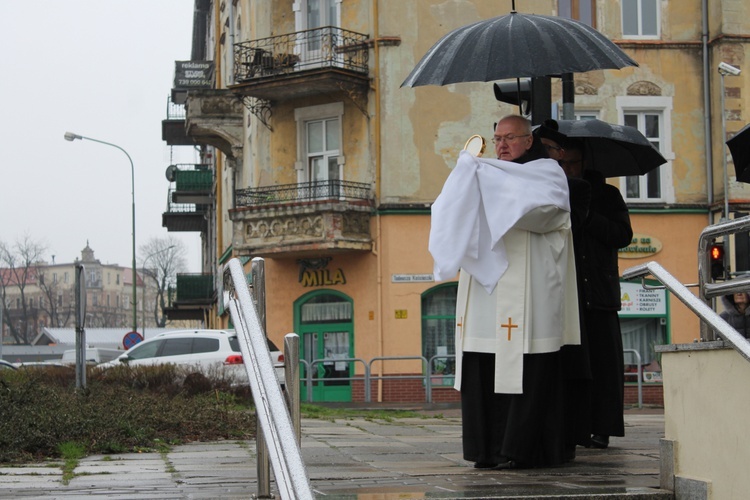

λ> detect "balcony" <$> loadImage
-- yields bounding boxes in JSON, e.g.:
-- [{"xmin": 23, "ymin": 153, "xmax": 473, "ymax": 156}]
[
  {"xmin": 229, "ymin": 180, "xmax": 374, "ymax": 257},
  {"xmin": 230, "ymin": 27, "xmax": 370, "ymax": 102},
  {"xmin": 168, "ymin": 164, "xmax": 213, "ymax": 204},
  {"xmin": 162, "ymin": 189, "xmax": 209, "ymax": 232},
  {"xmin": 164, "ymin": 273, "xmax": 214, "ymax": 321},
  {"xmin": 161, "ymin": 97, "xmax": 197, "ymax": 146}
]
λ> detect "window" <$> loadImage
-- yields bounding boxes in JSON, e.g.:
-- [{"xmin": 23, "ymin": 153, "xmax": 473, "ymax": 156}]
[
  {"xmin": 617, "ymin": 96, "xmax": 674, "ymax": 203},
  {"xmin": 117, "ymin": 274, "xmax": 120, "ymax": 285},
  {"xmin": 64, "ymin": 272, "xmax": 69, "ymax": 284},
  {"xmin": 53, "ymin": 273, "xmax": 57, "ymax": 283},
  {"xmin": 622, "ymin": 0, "xmax": 659, "ymax": 38},
  {"xmin": 421, "ymin": 284, "xmax": 458, "ymax": 386},
  {"xmin": 294, "ymin": 0, "xmax": 341, "ymax": 62},
  {"xmin": 160, "ymin": 338, "xmax": 194, "ymax": 357},
  {"xmin": 58, "ymin": 294, "xmax": 63, "ymax": 306},
  {"xmin": 193, "ymin": 337, "xmax": 221, "ymax": 354},
  {"xmin": 558, "ymin": 0, "xmax": 596, "ymax": 28},
  {"xmin": 575, "ymin": 111, "xmax": 599, "ymax": 121},
  {"xmin": 127, "ymin": 340, "xmax": 163, "ymax": 360},
  {"xmin": 307, "ymin": 118, "xmax": 341, "ymax": 193},
  {"xmin": 295, "ymin": 102, "xmax": 344, "ymax": 198}
]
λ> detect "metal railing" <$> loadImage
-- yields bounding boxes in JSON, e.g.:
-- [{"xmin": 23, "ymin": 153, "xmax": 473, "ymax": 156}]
[
  {"xmin": 235, "ymin": 180, "xmax": 373, "ymax": 207},
  {"xmin": 223, "ymin": 258, "xmax": 313, "ymax": 500},
  {"xmin": 165, "ymin": 188, "xmax": 210, "ymax": 213},
  {"xmin": 234, "ymin": 26, "xmax": 369, "ymax": 82},
  {"xmin": 165, "ymin": 95, "xmax": 185, "ymax": 120},
  {"xmin": 623, "ymin": 260, "xmax": 750, "ymax": 363},
  {"xmin": 171, "ymin": 164, "xmax": 212, "ymax": 192},
  {"xmin": 623, "ymin": 349, "xmax": 643, "ymax": 409},
  {"xmin": 297, "ymin": 352, "xmax": 643, "ymax": 406}
]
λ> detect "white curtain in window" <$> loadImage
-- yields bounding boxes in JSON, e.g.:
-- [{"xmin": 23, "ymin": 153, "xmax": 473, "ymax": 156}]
[
  {"xmin": 621, "ymin": 317, "xmax": 664, "ymax": 366},
  {"xmin": 302, "ymin": 301, "xmax": 351, "ymax": 322}
]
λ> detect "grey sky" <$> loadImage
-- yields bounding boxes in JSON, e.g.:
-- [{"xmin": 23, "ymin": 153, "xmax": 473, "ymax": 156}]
[{"xmin": 1, "ymin": 1, "xmax": 201, "ymax": 270}]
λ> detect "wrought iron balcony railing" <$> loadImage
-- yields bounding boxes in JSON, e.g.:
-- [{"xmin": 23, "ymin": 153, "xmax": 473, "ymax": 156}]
[
  {"xmin": 165, "ymin": 95, "xmax": 186, "ymax": 120},
  {"xmin": 165, "ymin": 189, "xmax": 209, "ymax": 213},
  {"xmin": 234, "ymin": 180, "xmax": 373, "ymax": 208},
  {"xmin": 234, "ymin": 26, "xmax": 369, "ymax": 82}
]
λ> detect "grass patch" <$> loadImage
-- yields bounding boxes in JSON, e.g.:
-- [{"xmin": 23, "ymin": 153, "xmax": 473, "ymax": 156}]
[
  {"xmin": 58, "ymin": 441, "xmax": 85, "ymax": 485},
  {"xmin": 0, "ymin": 364, "xmax": 255, "ymax": 464},
  {"xmin": 299, "ymin": 404, "xmax": 424, "ymax": 421}
]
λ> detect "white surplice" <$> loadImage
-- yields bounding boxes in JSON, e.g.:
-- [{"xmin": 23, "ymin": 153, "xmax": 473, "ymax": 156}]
[{"xmin": 429, "ymin": 151, "xmax": 580, "ymax": 394}]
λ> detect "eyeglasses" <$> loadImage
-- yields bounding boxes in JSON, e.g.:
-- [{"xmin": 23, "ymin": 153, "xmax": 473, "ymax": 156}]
[
  {"xmin": 491, "ymin": 134, "xmax": 530, "ymax": 144},
  {"xmin": 543, "ymin": 144, "xmax": 563, "ymax": 152}
]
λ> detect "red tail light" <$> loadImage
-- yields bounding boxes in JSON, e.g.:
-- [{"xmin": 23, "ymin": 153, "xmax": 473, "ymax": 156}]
[
  {"xmin": 224, "ymin": 354, "xmax": 243, "ymax": 365},
  {"xmin": 277, "ymin": 353, "xmax": 284, "ymax": 363}
]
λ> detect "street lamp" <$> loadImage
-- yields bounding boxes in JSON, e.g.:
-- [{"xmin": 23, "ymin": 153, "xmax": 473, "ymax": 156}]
[
  {"xmin": 718, "ymin": 62, "xmax": 742, "ymax": 222},
  {"xmin": 141, "ymin": 245, "xmax": 175, "ymax": 338},
  {"xmin": 64, "ymin": 132, "xmax": 137, "ymax": 333}
]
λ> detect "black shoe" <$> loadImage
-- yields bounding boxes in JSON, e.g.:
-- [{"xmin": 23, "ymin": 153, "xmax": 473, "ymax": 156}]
[
  {"xmin": 473, "ymin": 462, "xmax": 498, "ymax": 469},
  {"xmin": 491, "ymin": 459, "xmax": 529, "ymax": 470},
  {"xmin": 564, "ymin": 446, "xmax": 576, "ymax": 462},
  {"xmin": 590, "ymin": 434, "xmax": 609, "ymax": 449}
]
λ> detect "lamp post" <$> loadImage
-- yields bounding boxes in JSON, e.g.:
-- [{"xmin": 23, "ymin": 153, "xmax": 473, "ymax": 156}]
[
  {"xmin": 64, "ymin": 132, "xmax": 137, "ymax": 333},
  {"xmin": 141, "ymin": 245, "xmax": 175, "ymax": 338}
]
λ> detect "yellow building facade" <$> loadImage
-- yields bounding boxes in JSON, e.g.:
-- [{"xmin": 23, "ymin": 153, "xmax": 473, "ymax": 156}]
[{"xmin": 165, "ymin": 0, "xmax": 749, "ymax": 402}]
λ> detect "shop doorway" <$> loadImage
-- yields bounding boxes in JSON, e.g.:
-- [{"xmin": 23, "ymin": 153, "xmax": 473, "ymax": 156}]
[{"xmin": 295, "ymin": 290, "xmax": 353, "ymax": 402}]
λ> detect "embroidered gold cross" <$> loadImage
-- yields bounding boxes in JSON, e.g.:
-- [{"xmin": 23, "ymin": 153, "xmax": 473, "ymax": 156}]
[{"xmin": 501, "ymin": 317, "xmax": 518, "ymax": 341}]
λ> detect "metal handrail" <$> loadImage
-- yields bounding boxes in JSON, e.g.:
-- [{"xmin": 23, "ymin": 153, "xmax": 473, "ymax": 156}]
[
  {"xmin": 697, "ymin": 215, "xmax": 750, "ymax": 302},
  {"xmin": 223, "ymin": 258, "xmax": 313, "ymax": 500},
  {"xmin": 306, "ymin": 358, "xmax": 369, "ymax": 402},
  {"xmin": 623, "ymin": 260, "xmax": 750, "ymax": 363},
  {"xmin": 623, "ymin": 349, "xmax": 643, "ymax": 409}
]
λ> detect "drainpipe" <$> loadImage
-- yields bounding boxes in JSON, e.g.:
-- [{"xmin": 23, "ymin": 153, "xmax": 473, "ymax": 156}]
[
  {"xmin": 702, "ymin": 0, "xmax": 714, "ymax": 225},
  {"xmin": 372, "ymin": 0, "xmax": 384, "ymax": 402},
  {"xmin": 214, "ymin": 0, "xmax": 224, "ymax": 329}
]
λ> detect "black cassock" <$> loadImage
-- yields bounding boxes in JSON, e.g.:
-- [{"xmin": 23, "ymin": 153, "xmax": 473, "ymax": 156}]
[{"xmin": 460, "ymin": 350, "xmax": 566, "ymax": 467}]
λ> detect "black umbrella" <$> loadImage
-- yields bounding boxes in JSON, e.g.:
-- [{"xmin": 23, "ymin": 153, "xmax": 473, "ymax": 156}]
[
  {"xmin": 727, "ymin": 123, "xmax": 750, "ymax": 183},
  {"xmin": 553, "ymin": 119, "xmax": 667, "ymax": 178},
  {"xmin": 401, "ymin": 10, "xmax": 638, "ymax": 87}
]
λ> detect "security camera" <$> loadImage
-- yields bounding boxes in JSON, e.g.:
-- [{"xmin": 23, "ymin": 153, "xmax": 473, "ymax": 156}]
[{"xmin": 718, "ymin": 62, "xmax": 741, "ymax": 76}]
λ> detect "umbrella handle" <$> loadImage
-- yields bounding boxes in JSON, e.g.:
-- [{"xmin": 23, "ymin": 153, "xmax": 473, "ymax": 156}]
[{"xmin": 463, "ymin": 135, "xmax": 486, "ymax": 157}]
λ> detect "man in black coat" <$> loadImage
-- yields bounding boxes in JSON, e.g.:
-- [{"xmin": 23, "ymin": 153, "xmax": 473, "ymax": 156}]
[{"xmin": 559, "ymin": 140, "xmax": 633, "ymax": 449}]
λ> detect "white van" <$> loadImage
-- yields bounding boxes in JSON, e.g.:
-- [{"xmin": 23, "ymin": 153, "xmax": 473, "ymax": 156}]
[{"xmin": 62, "ymin": 348, "xmax": 122, "ymax": 365}]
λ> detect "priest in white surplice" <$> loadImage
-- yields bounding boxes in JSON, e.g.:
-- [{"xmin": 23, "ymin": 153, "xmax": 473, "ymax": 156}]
[{"xmin": 430, "ymin": 115, "xmax": 580, "ymax": 469}]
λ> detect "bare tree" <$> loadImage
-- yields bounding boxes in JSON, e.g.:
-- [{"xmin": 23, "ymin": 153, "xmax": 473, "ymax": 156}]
[
  {"xmin": 0, "ymin": 236, "xmax": 47, "ymax": 344},
  {"xmin": 139, "ymin": 236, "xmax": 187, "ymax": 328},
  {"xmin": 37, "ymin": 272, "xmax": 73, "ymax": 328}
]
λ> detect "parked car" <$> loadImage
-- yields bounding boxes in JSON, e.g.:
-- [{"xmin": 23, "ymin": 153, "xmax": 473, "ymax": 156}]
[
  {"xmin": 97, "ymin": 329, "xmax": 285, "ymax": 386},
  {"xmin": 0, "ymin": 360, "xmax": 17, "ymax": 371},
  {"xmin": 61, "ymin": 348, "xmax": 122, "ymax": 365}
]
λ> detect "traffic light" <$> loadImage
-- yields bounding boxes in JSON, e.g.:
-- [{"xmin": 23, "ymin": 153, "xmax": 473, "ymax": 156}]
[
  {"xmin": 494, "ymin": 79, "xmax": 532, "ymax": 113},
  {"xmin": 709, "ymin": 242, "xmax": 726, "ymax": 280},
  {"xmin": 493, "ymin": 77, "xmax": 552, "ymax": 125}
]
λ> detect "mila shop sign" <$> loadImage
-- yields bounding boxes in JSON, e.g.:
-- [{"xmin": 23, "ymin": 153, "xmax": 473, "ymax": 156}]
[
  {"xmin": 173, "ymin": 61, "xmax": 215, "ymax": 89},
  {"xmin": 300, "ymin": 268, "xmax": 346, "ymax": 287}
]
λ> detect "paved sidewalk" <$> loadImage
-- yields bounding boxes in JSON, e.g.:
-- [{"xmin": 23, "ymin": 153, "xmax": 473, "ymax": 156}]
[{"xmin": 0, "ymin": 406, "xmax": 668, "ymax": 499}]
